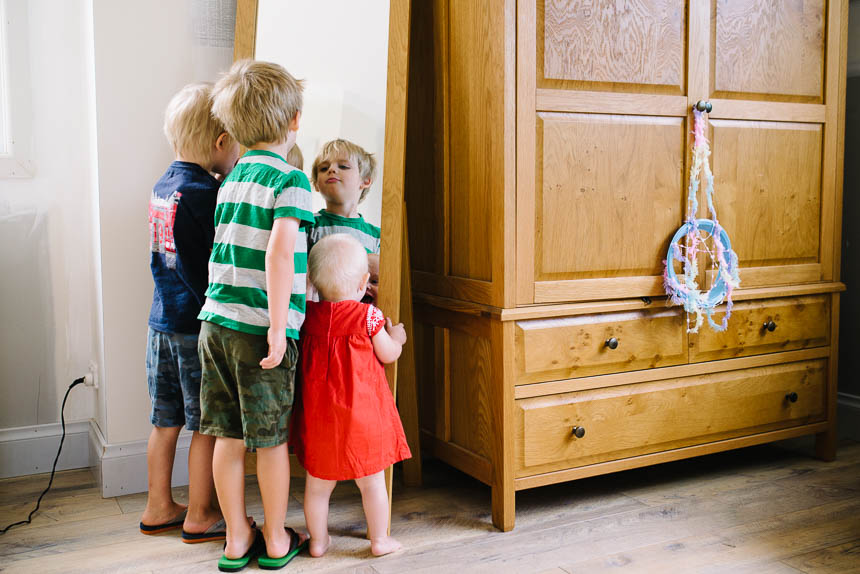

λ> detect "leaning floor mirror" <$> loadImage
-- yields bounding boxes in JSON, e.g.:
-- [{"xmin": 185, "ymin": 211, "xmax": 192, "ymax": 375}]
[{"xmin": 233, "ymin": 0, "xmax": 419, "ymax": 523}]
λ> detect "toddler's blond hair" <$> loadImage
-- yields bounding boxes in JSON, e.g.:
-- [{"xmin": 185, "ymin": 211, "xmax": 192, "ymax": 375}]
[
  {"xmin": 309, "ymin": 234, "xmax": 369, "ymax": 302},
  {"xmin": 311, "ymin": 139, "xmax": 377, "ymax": 203},
  {"xmin": 287, "ymin": 144, "xmax": 304, "ymax": 170},
  {"xmin": 163, "ymin": 83, "xmax": 225, "ymax": 162},
  {"xmin": 212, "ymin": 60, "xmax": 303, "ymax": 148}
]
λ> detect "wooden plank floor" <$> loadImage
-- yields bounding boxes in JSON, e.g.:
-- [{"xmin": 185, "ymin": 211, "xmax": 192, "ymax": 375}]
[{"xmin": 1, "ymin": 439, "xmax": 858, "ymax": 573}]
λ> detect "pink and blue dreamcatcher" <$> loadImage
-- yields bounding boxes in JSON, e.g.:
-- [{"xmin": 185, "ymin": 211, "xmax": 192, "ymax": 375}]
[{"xmin": 664, "ymin": 102, "xmax": 740, "ymax": 333}]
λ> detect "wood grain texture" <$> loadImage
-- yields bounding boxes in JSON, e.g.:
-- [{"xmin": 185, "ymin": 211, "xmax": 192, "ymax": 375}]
[
  {"xmin": 514, "ymin": 422, "xmax": 831, "ymax": 490},
  {"xmin": 447, "ymin": 0, "xmax": 504, "ymax": 287},
  {"xmin": 708, "ymin": 263, "xmax": 822, "ymax": 291},
  {"xmin": 713, "ymin": 0, "xmax": 825, "ymax": 100},
  {"xmin": 515, "ymin": 308, "xmax": 687, "ymax": 384},
  {"xmin": 540, "ymin": 0, "xmax": 686, "ymax": 91},
  {"xmin": 449, "ymin": 330, "xmax": 493, "ymax": 461},
  {"xmin": 821, "ymin": 0, "xmax": 849, "ymax": 282},
  {"xmin": 689, "ymin": 295, "xmax": 831, "ymax": 363},
  {"xmin": 3, "ymin": 440, "xmax": 857, "ymax": 572},
  {"xmin": 378, "ymin": 0, "xmax": 412, "ymax": 531},
  {"xmin": 514, "ymin": 347, "xmax": 831, "ymax": 400},
  {"xmin": 516, "ymin": 0, "xmax": 537, "ymax": 305},
  {"xmin": 533, "ymin": 276, "xmax": 667, "ymax": 304},
  {"xmin": 491, "ymin": 319, "xmax": 516, "ymax": 531},
  {"xmin": 404, "ymin": 0, "xmax": 443, "ymax": 276},
  {"xmin": 232, "ymin": 0, "xmax": 257, "ymax": 61},
  {"xmin": 536, "ymin": 89, "xmax": 688, "ymax": 116},
  {"xmin": 708, "ymin": 99, "xmax": 826, "ymax": 123},
  {"xmin": 516, "ymin": 360, "xmax": 828, "ymax": 476},
  {"xmin": 710, "ymin": 119, "xmax": 823, "ymax": 269},
  {"xmin": 397, "ymin": 214, "xmax": 422, "ymax": 486},
  {"xmin": 816, "ymin": 292, "xmax": 841, "ymax": 461},
  {"xmin": 535, "ymin": 113, "xmax": 684, "ymax": 287}
]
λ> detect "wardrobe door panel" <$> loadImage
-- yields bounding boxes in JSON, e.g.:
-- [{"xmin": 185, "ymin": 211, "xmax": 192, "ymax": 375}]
[
  {"xmin": 713, "ymin": 0, "xmax": 825, "ymax": 101},
  {"xmin": 532, "ymin": 113, "xmax": 684, "ymax": 302},
  {"xmin": 540, "ymin": 0, "xmax": 686, "ymax": 93}
]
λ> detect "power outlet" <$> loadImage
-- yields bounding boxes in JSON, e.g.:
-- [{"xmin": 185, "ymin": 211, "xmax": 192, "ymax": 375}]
[{"xmin": 84, "ymin": 361, "xmax": 99, "ymax": 388}]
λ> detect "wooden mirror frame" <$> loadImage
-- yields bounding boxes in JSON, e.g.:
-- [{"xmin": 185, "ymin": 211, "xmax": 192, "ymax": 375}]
[{"xmin": 233, "ymin": 0, "xmax": 415, "ymax": 520}]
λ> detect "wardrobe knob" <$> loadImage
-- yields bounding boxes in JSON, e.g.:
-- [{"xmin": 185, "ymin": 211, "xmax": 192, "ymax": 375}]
[
  {"xmin": 605, "ymin": 337, "xmax": 619, "ymax": 350},
  {"xmin": 571, "ymin": 426, "xmax": 586, "ymax": 439},
  {"xmin": 785, "ymin": 392, "xmax": 798, "ymax": 403},
  {"xmin": 764, "ymin": 320, "xmax": 777, "ymax": 332},
  {"xmin": 695, "ymin": 100, "xmax": 712, "ymax": 113}
]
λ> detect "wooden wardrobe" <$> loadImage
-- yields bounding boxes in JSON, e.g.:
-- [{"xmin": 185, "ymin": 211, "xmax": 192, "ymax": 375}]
[{"xmin": 404, "ymin": 0, "xmax": 848, "ymax": 531}]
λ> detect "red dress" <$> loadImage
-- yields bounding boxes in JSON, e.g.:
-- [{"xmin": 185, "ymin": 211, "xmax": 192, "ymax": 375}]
[{"xmin": 290, "ymin": 300, "xmax": 412, "ymax": 480}]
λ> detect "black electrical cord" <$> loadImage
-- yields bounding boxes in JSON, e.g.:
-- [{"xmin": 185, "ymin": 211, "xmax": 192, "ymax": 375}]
[{"xmin": 0, "ymin": 376, "xmax": 86, "ymax": 535}]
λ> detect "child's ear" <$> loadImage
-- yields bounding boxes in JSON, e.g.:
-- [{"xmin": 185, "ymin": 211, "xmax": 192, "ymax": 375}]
[
  {"xmin": 359, "ymin": 271, "xmax": 370, "ymax": 292},
  {"xmin": 215, "ymin": 132, "xmax": 230, "ymax": 150},
  {"xmin": 361, "ymin": 177, "xmax": 372, "ymax": 190},
  {"xmin": 289, "ymin": 110, "xmax": 302, "ymax": 132}
]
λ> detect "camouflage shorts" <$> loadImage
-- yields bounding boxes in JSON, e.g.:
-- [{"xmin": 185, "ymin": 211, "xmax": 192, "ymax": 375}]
[
  {"xmin": 197, "ymin": 321, "xmax": 297, "ymax": 449},
  {"xmin": 145, "ymin": 327, "xmax": 202, "ymax": 430}
]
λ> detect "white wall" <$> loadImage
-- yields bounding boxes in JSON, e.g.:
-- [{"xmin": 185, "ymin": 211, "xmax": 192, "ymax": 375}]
[
  {"xmin": 91, "ymin": 0, "xmax": 234, "ymax": 445},
  {"xmin": 254, "ymin": 0, "xmax": 390, "ymax": 227},
  {"xmin": 0, "ymin": 0, "xmax": 100, "ymax": 432}
]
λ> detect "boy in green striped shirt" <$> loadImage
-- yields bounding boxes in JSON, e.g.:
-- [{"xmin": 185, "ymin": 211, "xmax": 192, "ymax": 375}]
[
  {"xmin": 309, "ymin": 139, "xmax": 381, "ymax": 305},
  {"xmin": 197, "ymin": 60, "xmax": 312, "ymax": 569}
]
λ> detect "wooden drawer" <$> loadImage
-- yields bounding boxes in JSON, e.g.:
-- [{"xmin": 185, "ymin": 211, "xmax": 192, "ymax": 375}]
[
  {"xmin": 515, "ymin": 360, "xmax": 827, "ymax": 477},
  {"xmin": 514, "ymin": 308, "xmax": 687, "ymax": 384},
  {"xmin": 690, "ymin": 295, "xmax": 830, "ymax": 363}
]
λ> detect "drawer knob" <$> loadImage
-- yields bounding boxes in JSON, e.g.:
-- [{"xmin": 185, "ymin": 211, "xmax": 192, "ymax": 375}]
[
  {"xmin": 571, "ymin": 426, "xmax": 586, "ymax": 439},
  {"xmin": 785, "ymin": 392, "xmax": 798, "ymax": 403},
  {"xmin": 605, "ymin": 337, "xmax": 619, "ymax": 350},
  {"xmin": 763, "ymin": 320, "xmax": 777, "ymax": 332}
]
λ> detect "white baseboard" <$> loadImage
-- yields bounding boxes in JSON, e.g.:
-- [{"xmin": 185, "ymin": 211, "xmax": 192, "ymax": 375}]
[
  {"xmin": 0, "ymin": 421, "xmax": 93, "ymax": 479},
  {"xmin": 89, "ymin": 422, "xmax": 193, "ymax": 497},
  {"xmin": 838, "ymin": 392, "xmax": 860, "ymax": 442}
]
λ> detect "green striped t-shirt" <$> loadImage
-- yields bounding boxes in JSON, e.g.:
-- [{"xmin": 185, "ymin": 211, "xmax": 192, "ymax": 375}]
[
  {"xmin": 307, "ymin": 209, "xmax": 381, "ymax": 254},
  {"xmin": 198, "ymin": 150, "xmax": 314, "ymax": 339}
]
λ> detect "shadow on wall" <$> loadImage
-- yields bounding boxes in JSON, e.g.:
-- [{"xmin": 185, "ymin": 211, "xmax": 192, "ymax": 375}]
[{"xmin": 0, "ymin": 207, "xmax": 56, "ymax": 427}]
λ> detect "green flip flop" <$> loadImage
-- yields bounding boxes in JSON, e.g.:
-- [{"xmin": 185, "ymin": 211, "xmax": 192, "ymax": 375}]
[
  {"xmin": 258, "ymin": 527, "xmax": 309, "ymax": 570},
  {"xmin": 218, "ymin": 530, "xmax": 265, "ymax": 572}
]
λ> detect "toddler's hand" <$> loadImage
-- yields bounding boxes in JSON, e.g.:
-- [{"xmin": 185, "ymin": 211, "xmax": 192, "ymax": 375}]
[
  {"xmin": 385, "ymin": 318, "xmax": 407, "ymax": 345},
  {"xmin": 260, "ymin": 327, "xmax": 286, "ymax": 369}
]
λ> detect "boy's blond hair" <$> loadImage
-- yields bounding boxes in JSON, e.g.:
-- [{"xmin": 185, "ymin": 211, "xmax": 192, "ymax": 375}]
[
  {"xmin": 287, "ymin": 144, "xmax": 304, "ymax": 170},
  {"xmin": 309, "ymin": 234, "xmax": 369, "ymax": 301},
  {"xmin": 163, "ymin": 83, "xmax": 225, "ymax": 162},
  {"xmin": 311, "ymin": 139, "xmax": 377, "ymax": 203},
  {"xmin": 211, "ymin": 59, "xmax": 303, "ymax": 148}
]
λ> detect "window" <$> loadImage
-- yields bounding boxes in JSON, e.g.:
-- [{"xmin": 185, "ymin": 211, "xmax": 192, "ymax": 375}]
[{"xmin": 0, "ymin": 0, "xmax": 34, "ymax": 178}]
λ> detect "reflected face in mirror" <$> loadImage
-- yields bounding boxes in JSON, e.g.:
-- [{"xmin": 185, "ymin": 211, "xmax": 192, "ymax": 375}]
[
  {"xmin": 314, "ymin": 155, "xmax": 371, "ymax": 216},
  {"xmin": 362, "ymin": 252, "xmax": 380, "ymax": 306}
]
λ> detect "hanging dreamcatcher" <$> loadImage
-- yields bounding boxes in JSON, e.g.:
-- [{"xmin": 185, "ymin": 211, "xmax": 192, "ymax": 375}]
[{"xmin": 663, "ymin": 102, "xmax": 740, "ymax": 333}]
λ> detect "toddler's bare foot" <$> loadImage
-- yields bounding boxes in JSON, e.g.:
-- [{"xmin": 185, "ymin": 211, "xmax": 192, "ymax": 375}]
[
  {"xmin": 370, "ymin": 535, "xmax": 402, "ymax": 556},
  {"xmin": 309, "ymin": 534, "xmax": 332, "ymax": 557}
]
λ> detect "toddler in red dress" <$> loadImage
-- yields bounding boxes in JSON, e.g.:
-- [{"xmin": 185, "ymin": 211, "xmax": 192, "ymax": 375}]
[{"xmin": 290, "ymin": 233, "xmax": 411, "ymax": 557}]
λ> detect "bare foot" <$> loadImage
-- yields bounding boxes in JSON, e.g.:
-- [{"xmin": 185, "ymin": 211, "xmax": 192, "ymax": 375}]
[
  {"xmin": 371, "ymin": 536, "xmax": 402, "ymax": 557},
  {"xmin": 309, "ymin": 534, "xmax": 332, "ymax": 557},
  {"xmin": 141, "ymin": 501, "xmax": 186, "ymax": 527}
]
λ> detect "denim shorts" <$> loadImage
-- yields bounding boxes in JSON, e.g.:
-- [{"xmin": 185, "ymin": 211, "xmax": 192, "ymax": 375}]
[{"xmin": 145, "ymin": 327, "xmax": 202, "ymax": 430}]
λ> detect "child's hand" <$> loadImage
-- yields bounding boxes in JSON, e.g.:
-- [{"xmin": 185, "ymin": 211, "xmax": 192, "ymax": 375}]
[
  {"xmin": 260, "ymin": 327, "xmax": 286, "ymax": 369},
  {"xmin": 385, "ymin": 318, "xmax": 407, "ymax": 345}
]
